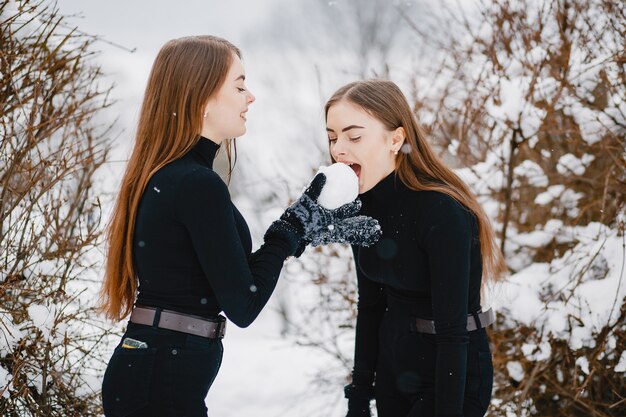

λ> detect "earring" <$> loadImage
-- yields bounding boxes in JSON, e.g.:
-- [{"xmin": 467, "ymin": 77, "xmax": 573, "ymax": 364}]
[
  {"xmin": 203, "ymin": 112, "xmax": 208, "ymax": 118},
  {"xmin": 394, "ymin": 149, "xmax": 399, "ymax": 155}
]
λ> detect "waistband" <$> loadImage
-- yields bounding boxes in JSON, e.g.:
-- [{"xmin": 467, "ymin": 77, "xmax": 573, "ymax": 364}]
[{"xmin": 130, "ymin": 305, "xmax": 226, "ymax": 339}]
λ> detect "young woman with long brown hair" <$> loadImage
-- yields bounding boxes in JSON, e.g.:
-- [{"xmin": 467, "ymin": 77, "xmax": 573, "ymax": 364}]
[
  {"xmin": 324, "ymin": 80, "xmax": 508, "ymax": 417},
  {"xmin": 98, "ymin": 36, "xmax": 381, "ymax": 417}
]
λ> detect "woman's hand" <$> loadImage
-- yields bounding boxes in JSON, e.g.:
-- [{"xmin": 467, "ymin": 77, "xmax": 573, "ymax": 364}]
[
  {"xmin": 344, "ymin": 369, "xmax": 375, "ymax": 417},
  {"xmin": 264, "ymin": 173, "xmax": 382, "ymax": 256}
]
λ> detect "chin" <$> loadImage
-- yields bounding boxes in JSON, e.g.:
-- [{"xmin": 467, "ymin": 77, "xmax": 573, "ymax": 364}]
[
  {"xmin": 358, "ymin": 180, "xmax": 372, "ymax": 194},
  {"xmin": 228, "ymin": 128, "xmax": 246, "ymax": 139}
]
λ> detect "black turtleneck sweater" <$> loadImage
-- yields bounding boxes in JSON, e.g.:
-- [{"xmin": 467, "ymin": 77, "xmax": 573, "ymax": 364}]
[
  {"xmin": 352, "ymin": 171, "xmax": 483, "ymax": 416},
  {"xmin": 132, "ymin": 137, "xmax": 293, "ymax": 328}
]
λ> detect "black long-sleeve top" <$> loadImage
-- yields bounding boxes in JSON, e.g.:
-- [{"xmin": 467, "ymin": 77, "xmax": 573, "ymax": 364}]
[
  {"xmin": 132, "ymin": 137, "xmax": 294, "ymax": 328},
  {"xmin": 351, "ymin": 171, "xmax": 483, "ymax": 416}
]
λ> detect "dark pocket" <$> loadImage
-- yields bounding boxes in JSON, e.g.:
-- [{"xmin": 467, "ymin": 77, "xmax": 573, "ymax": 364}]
[
  {"xmin": 477, "ymin": 351, "xmax": 493, "ymax": 410},
  {"xmin": 102, "ymin": 346, "xmax": 157, "ymax": 417}
]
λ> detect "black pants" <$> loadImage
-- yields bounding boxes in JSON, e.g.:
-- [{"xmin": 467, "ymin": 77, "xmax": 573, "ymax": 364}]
[
  {"xmin": 375, "ymin": 301, "xmax": 493, "ymax": 417},
  {"xmin": 101, "ymin": 321, "xmax": 223, "ymax": 417}
]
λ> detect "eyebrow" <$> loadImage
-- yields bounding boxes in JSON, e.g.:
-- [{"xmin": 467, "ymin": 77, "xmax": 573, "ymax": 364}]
[
  {"xmin": 235, "ymin": 74, "xmax": 245, "ymax": 81},
  {"xmin": 326, "ymin": 125, "xmax": 364, "ymax": 133}
]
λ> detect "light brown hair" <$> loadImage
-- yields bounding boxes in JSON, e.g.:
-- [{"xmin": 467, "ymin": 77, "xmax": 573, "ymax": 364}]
[
  {"xmin": 100, "ymin": 36, "xmax": 241, "ymax": 320},
  {"xmin": 325, "ymin": 79, "xmax": 508, "ymax": 283}
]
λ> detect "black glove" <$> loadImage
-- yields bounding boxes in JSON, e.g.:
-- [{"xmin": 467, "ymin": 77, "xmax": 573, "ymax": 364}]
[
  {"xmin": 309, "ymin": 215, "xmax": 381, "ymax": 248},
  {"xmin": 265, "ymin": 173, "xmax": 382, "ymax": 257},
  {"xmin": 345, "ymin": 369, "xmax": 375, "ymax": 417}
]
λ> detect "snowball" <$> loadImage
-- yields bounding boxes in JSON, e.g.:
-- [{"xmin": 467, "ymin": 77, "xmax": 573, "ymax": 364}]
[{"xmin": 315, "ymin": 163, "xmax": 359, "ymax": 210}]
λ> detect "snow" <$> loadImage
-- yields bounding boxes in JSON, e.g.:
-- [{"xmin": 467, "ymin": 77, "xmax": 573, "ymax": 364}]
[
  {"xmin": 514, "ymin": 160, "xmax": 549, "ymax": 188},
  {"xmin": 316, "ymin": 163, "xmax": 359, "ymax": 210},
  {"xmin": 496, "ymin": 220, "xmax": 625, "ymax": 350},
  {"xmin": 27, "ymin": 304, "xmax": 57, "ymax": 342},
  {"xmin": 511, "ymin": 230, "xmax": 554, "ymax": 249},
  {"xmin": 447, "ymin": 139, "xmax": 460, "ymax": 156},
  {"xmin": 556, "ymin": 153, "xmax": 590, "ymax": 176},
  {"xmin": 0, "ymin": 366, "xmax": 11, "ymax": 399},
  {"xmin": 534, "ymin": 185, "xmax": 565, "ymax": 206},
  {"xmin": 206, "ymin": 305, "xmax": 349, "ymax": 417},
  {"xmin": 521, "ymin": 342, "xmax": 551, "ymax": 362},
  {"xmin": 0, "ymin": 312, "xmax": 25, "ymax": 357},
  {"xmin": 490, "ymin": 78, "xmax": 524, "ymax": 122},
  {"xmin": 576, "ymin": 356, "xmax": 590, "ymax": 375},
  {"xmin": 507, "ymin": 361, "xmax": 524, "ymax": 382}
]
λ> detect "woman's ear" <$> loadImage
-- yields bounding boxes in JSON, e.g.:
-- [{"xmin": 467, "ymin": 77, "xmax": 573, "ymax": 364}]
[
  {"xmin": 202, "ymin": 101, "xmax": 212, "ymax": 119},
  {"xmin": 391, "ymin": 127, "xmax": 406, "ymax": 151}
]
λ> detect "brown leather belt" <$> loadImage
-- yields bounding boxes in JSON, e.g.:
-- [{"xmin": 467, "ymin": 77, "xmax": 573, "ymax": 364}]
[
  {"xmin": 413, "ymin": 308, "xmax": 495, "ymax": 334},
  {"xmin": 129, "ymin": 306, "xmax": 226, "ymax": 339}
]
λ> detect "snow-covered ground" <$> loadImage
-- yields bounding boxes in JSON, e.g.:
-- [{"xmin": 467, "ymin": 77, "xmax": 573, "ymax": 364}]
[{"xmin": 208, "ymin": 303, "xmax": 349, "ymax": 417}]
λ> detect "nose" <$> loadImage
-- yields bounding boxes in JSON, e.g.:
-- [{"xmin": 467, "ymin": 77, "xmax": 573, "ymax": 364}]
[
  {"xmin": 331, "ymin": 139, "xmax": 347, "ymax": 160},
  {"xmin": 247, "ymin": 90, "xmax": 256, "ymax": 104}
]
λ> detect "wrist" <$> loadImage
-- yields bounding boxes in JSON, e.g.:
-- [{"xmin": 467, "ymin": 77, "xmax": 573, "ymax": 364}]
[
  {"xmin": 264, "ymin": 219, "xmax": 302, "ymax": 256},
  {"xmin": 344, "ymin": 382, "xmax": 375, "ymax": 400}
]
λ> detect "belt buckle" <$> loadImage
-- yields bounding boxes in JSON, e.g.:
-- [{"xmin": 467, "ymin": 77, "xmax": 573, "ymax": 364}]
[{"xmin": 215, "ymin": 316, "xmax": 226, "ymax": 339}]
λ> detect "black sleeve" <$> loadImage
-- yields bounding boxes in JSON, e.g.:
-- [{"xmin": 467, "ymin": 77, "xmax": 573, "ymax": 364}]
[
  {"xmin": 351, "ymin": 245, "xmax": 386, "ymax": 381},
  {"xmin": 421, "ymin": 196, "xmax": 472, "ymax": 417},
  {"xmin": 175, "ymin": 169, "xmax": 293, "ymax": 328}
]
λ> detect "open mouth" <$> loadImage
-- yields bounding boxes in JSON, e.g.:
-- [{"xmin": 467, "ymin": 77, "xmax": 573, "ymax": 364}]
[{"xmin": 347, "ymin": 162, "xmax": 362, "ymax": 178}]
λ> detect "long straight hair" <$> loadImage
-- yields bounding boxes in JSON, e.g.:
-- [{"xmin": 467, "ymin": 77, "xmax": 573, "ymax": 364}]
[
  {"xmin": 100, "ymin": 36, "xmax": 241, "ymax": 321},
  {"xmin": 325, "ymin": 80, "xmax": 508, "ymax": 283}
]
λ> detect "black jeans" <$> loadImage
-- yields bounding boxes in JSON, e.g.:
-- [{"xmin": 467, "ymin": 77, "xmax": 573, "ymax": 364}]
[
  {"xmin": 375, "ymin": 305, "xmax": 493, "ymax": 417},
  {"xmin": 101, "ymin": 321, "xmax": 223, "ymax": 417}
]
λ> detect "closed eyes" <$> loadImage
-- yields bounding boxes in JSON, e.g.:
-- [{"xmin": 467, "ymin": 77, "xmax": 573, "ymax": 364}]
[{"xmin": 328, "ymin": 136, "xmax": 361, "ymax": 144}]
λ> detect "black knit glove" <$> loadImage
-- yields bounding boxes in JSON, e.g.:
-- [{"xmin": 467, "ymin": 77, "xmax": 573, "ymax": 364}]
[
  {"xmin": 265, "ymin": 173, "xmax": 381, "ymax": 257},
  {"xmin": 309, "ymin": 215, "xmax": 381, "ymax": 248},
  {"xmin": 344, "ymin": 370, "xmax": 375, "ymax": 417}
]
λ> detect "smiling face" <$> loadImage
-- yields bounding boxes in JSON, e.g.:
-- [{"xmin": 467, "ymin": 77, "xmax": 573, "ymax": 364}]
[
  {"xmin": 201, "ymin": 53, "xmax": 255, "ymax": 142},
  {"xmin": 327, "ymin": 99, "xmax": 405, "ymax": 194}
]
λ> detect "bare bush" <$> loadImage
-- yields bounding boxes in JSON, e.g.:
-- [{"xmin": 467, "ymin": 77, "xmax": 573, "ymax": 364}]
[
  {"xmin": 406, "ymin": 1, "xmax": 625, "ymax": 414},
  {"xmin": 0, "ymin": 1, "xmax": 116, "ymax": 415}
]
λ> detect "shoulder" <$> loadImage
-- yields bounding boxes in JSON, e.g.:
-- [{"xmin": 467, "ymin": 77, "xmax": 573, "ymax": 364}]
[
  {"xmin": 182, "ymin": 167, "xmax": 229, "ymax": 200},
  {"xmin": 157, "ymin": 159, "xmax": 230, "ymax": 204}
]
